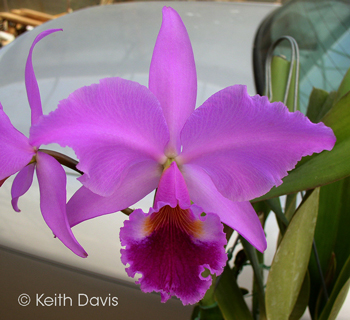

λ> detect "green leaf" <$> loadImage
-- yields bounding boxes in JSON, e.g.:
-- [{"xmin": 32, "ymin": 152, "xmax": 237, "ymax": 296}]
[
  {"xmin": 265, "ymin": 189, "xmax": 319, "ymax": 320},
  {"xmin": 289, "ymin": 272, "xmax": 310, "ymax": 320},
  {"xmin": 322, "ymin": 92, "xmax": 350, "ymax": 143},
  {"xmin": 267, "ymin": 197, "xmax": 288, "ymax": 235},
  {"xmin": 333, "ymin": 178, "xmax": 350, "ymax": 279},
  {"xmin": 306, "ymin": 88, "xmax": 336, "ymax": 123},
  {"xmin": 306, "ymin": 88, "xmax": 328, "ymax": 123},
  {"xmin": 334, "ymin": 67, "xmax": 350, "ymax": 105},
  {"xmin": 318, "ymin": 255, "xmax": 350, "ymax": 320},
  {"xmin": 284, "ymin": 193, "xmax": 297, "ymax": 219},
  {"xmin": 277, "ymin": 193, "xmax": 298, "ymax": 248},
  {"xmin": 241, "ymin": 238, "xmax": 266, "ymax": 319},
  {"xmin": 270, "ymin": 55, "xmax": 299, "ymax": 112},
  {"xmin": 327, "ymin": 279, "xmax": 350, "ymax": 320},
  {"xmin": 192, "ymin": 274, "xmax": 224, "ymax": 320},
  {"xmin": 284, "ymin": 193, "xmax": 298, "ymax": 222},
  {"xmin": 255, "ymin": 93, "xmax": 350, "ymax": 201},
  {"xmin": 215, "ymin": 265, "xmax": 254, "ymax": 320},
  {"xmin": 191, "ymin": 304, "xmax": 224, "ymax": 320},
  {"xmin": 313, "ymin": 253, "xmax": 337, "ymax": 319},
  {"xmin": 309, "ymin": 177, "xmax": 350, "ymax": 317}
]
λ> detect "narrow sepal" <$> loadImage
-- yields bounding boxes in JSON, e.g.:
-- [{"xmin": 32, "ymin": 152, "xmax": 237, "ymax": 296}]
[
  {"xmin": 149, "ymin": 6, "xmax": 197, "ymax": 156},
  {"xmin": 11, "ymin": 163, "xmax": 35, "ymax": 212},
  {"xmin": 25, "ymin": 29, "xmax": 62, "ymax": 126},
  {"xmin": 36, "ymin": 151, "xmax": 87, "ymax": 257}
]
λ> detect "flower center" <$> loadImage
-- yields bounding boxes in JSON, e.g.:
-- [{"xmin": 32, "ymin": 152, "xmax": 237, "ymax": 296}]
[
  {"xmin": 163, "ymin": 157, "xmax": 176, "ymax": 170},
  {"xmin": 143, "ymin": 205, "xmax": 203, "ymax": 238}
]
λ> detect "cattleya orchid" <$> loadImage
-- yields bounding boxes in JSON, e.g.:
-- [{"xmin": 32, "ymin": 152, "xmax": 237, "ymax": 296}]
[
  {"xmin": 0, "ymin": 29, "xmax": 87, "ymax": 258},
  {"xmin": 25, "ymin": 7, "xmax": 335, "ymax": 304}
]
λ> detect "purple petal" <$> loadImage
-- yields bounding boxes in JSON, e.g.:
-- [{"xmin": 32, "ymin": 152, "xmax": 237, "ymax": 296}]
[
  {"xmin": 178, "ymin": 85, "xmax": 336, "ymax": 202},
  {"xmin": 67, "ymin": 161, "xmax": 163, "ymax": 227},
  {"xmin": 31, "ymin": 77, "xmax": 169, "ymax": 196},
  {"xmin": 181, "ymin": 163, "xmax": 267, "ymax": 252},
  {"xmin": 149, "ymin": 6, "xmax": 197, "ymax": 157},
  {"xmin": 0, "ymin": 104, "xmax": 35, "ymax": 180},
  {"xmin": 120, "ymin": 204, "xmax": 226, "ymax": 305},
  {"xmin": 11, "ymin": 163, "xmax": 35, "ymax": 212},
  {"xmin": 36, "ymin": 151, "xmax": 87, "ymax": 257},
  {"xmin": 25, "ymin": 29, "xmax": 62, "ymax": 126}
]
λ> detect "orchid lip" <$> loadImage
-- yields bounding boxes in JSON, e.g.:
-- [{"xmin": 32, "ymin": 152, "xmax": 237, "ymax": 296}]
[{"xmin": 120, "ymin": 201, "xmax": 227, "ymax": 305}]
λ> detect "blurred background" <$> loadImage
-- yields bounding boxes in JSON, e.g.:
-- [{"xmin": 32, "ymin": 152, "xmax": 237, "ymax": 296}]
[
  {"xmin": 0, "ymin": 0, "xmax": 287, "ymax": 47},
  {"xmin": 1, "ymin": 0, "xmax": 288, "ymax": 16}
]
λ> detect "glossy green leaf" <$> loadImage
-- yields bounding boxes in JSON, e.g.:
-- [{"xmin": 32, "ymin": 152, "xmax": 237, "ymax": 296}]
[
  {"xmin": 306, "ymin": 88, "xmax": 336, "ymax": 123},
  {"xmin": 241, "ymin": 238, "xmax": 266, "ymax": 319},
  {"xmin": 334, "ymin": 67, "xmax": 350, "ymax": 105},
  {"xmin": 191, "ymin": 304, "xmax": 224, "ymax": 320},
  {"xmin": 255, "ymin": 92, "xmax": 350, "ymax": 201},
  {"xmin": 313, "ymin": 253, "xmax": 337, "ymax": 320},
  {"xmin": 327, "ymin": 279, "xmax": 350, "ymax": 320},
  {"xmin": 193, "ymin": 274, "xmax": 224, "ymax": 320},
  {"xmin": 333, "ymin": 178, "xmax": 350, "ymax": 279},
  {"xmin": 289, "ymin": 272, "xmax": 310, "ymax": 320},
  {"xmin": 318, "ymin": 255, "xmax": 350, "ymax": 320},
  {"xmin": 265, "ymin": 189, "xmax": 319, "ymax": 320},
  {"xmin": 270, "ymin": 55, "xmax": 299, "ymax": 112},
  {"xmin": 267, "ymin": 197, "xmax": 288, "ymax": 235},
  {"xmin": 284, "ymin": 193, "xmax": 297, "ymax": 222},
  {"xmin": 322, "ymin": 92, "xmax": 350, "ymax": 143},
  {"xmin": 309, "ymin": 177, "xmax": 350, "ymax": 316},
  {"xmin": 270, "ymin": 56, "xmax": 290, "ymax": 103},
  {"xmin": 277, "ymin": 193, "xmax": 298, "ymax": 248},
  {"xmin": 252, "ymin": 201, "xmax": 270, "ymax": 320},
  {"xmin": 215, "ymin": 265, "xmax": 253, "ymax": 320}
]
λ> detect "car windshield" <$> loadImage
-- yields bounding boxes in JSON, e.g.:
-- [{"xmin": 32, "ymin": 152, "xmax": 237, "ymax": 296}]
[{"xmin": 254, "ymin": 0, "xmax": 350, "ymax": 113}]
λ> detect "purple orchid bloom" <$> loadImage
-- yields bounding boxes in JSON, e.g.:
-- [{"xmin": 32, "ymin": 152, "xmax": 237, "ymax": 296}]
[
  {"xmin": 0, "ymin": 29, "xmax": 87, "ymax": 258},
  {"xmin": 30, "ymin": 7, "xmax": 336, "ymax": 304}
]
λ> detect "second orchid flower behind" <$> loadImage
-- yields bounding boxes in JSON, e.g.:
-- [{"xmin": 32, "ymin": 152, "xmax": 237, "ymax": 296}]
[
  {"xmin": 31, "ymin": 7, "xmax": 336, "ymax": 304},
  {"xmin": 0, "ymin": 29, "xmax": 87, "ymax": 258}
]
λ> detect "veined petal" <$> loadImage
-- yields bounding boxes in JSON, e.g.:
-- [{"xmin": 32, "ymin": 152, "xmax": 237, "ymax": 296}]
[
  {"xmin": 25, "ymin": 29, "xmax": 62, "ymax": 126},
  {"xmin": 36, "ymin": 151, "xmax": 87, "ymax": 257},
  {"xmin": 149, "ymin": 6, "xmax": 197, "ymax": 157},
  {"xmin": 11, "ymin": 163, "xmax": 35, "ymax": 212},
  {"xmin": 0, "ymin": 104, "xmax": 35, "ymax": 180},
  {"xmin": 120, "ymin": 206, "xmax": 226, "ymax": 305},
  {"xmin": 67, "ymin": 161, "xmax": 163, "ymax": 227},
  {"xmin": 181, "ymin": 163, "xmax": 267, "ymax": 252},
  {"xmin": 31, "ymin": 77, "xmax": 169, "ymax": 196},
  {"xmin": 178, "ymin": 85, "xmax": 336, "ymax": 202}
]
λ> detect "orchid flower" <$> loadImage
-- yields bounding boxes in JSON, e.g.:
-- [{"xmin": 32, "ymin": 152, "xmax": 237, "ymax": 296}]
[
  {"xmin": 0, "ymin": 29, "xmax": 87, "ymax": 258},
  {"xmin": 31, "ymin": 7, "xmax": 336, "ymax": 304}
]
